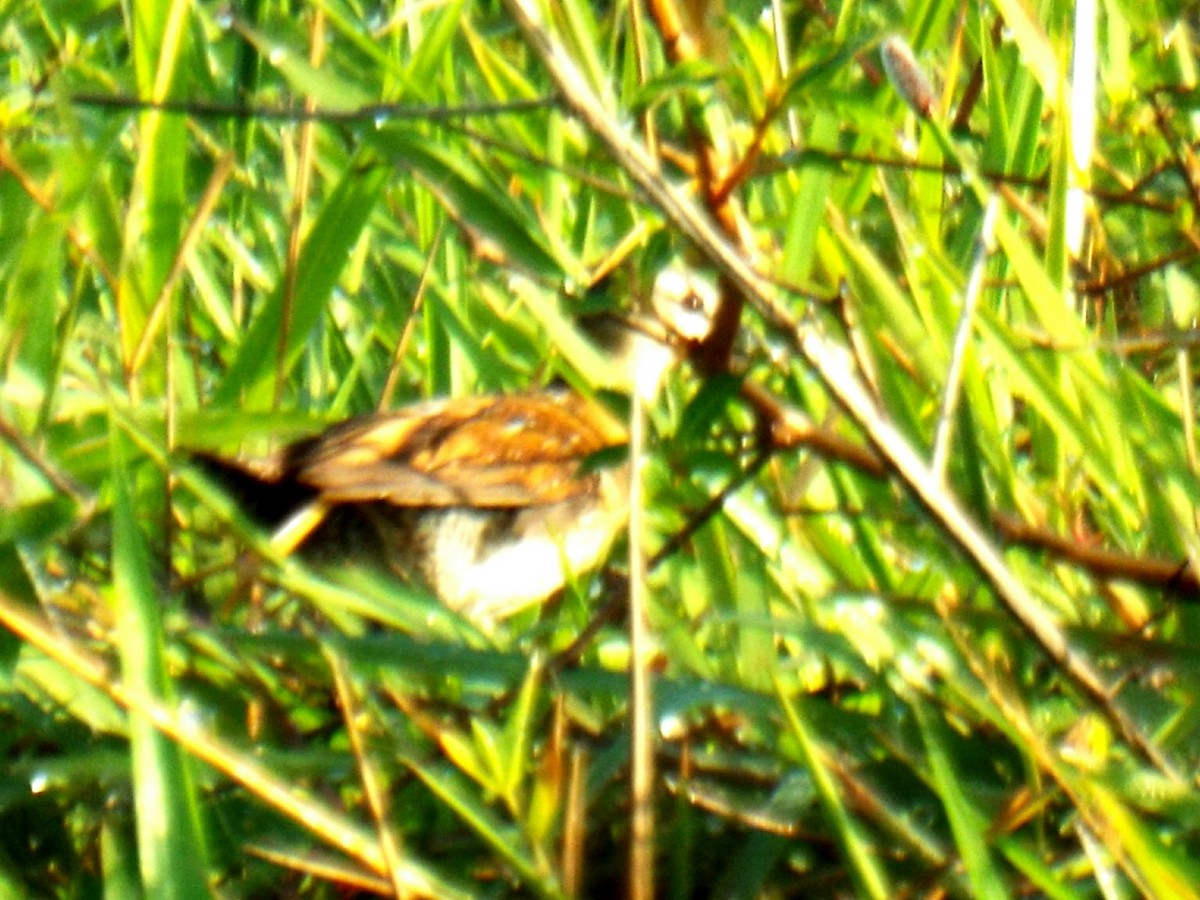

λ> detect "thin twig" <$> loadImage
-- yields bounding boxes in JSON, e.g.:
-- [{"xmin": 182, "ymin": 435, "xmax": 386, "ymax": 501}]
[
  {"xmin": 128, "ymin": 153, "xmax": 236, "ymax": 379},
  {"xmin": 71, "ymin": 91, "xmax": 556, "ymax": 122},
  {"xmin": 993, "ymin": 513, "xmax": 1200, "ymax": 600},
  {"xmin": 628, "ymin": 385, "xmax": 655, "ymax": 898},
  {"xmin": 274, "ymin": 9, "xmax": 324, "ymax": 409},
  {"xmin": 326, "ymin": 647, "xmax": 411, "ymax": 899},
  {"xmin": 0, "ymin": 139, "xmax": 118, "ymax": 289},
  {"xmin": 0, "ymin": 417, "xmax": 93, "ymax": 511},
  {"xmin": 649, "ymin": 451, "xmax": 771, "ymax": 569},
  {"xmin": 931, "ymin": 195, "xmax": 998, "ymax": 480},
  {"xmin": 379, "ymin": 223, "xmax": 443, "ymax": 410}
]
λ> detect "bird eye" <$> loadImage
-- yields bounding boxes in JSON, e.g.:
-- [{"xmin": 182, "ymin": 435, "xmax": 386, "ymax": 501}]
[{"xmin": 682, "ymin": 291, "xmax": 703, "ymax": 312}]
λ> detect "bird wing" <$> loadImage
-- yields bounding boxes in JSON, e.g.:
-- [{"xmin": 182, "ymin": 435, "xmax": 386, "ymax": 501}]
[{"xmin": 287, "ymin": 393, "xmax": 626, "ymax": 508}]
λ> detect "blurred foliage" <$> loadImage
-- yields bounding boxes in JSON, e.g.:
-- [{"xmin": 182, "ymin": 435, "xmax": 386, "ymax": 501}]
[{"xmin": 3, "ymin": 0, "xmax": 1200, "ymax": 896}]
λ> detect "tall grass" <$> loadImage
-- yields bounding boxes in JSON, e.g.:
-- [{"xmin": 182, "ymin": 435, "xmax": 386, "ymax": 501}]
[{"xmin": 2, "ymin": 0, "xmax": 1200, "ymax": 895}]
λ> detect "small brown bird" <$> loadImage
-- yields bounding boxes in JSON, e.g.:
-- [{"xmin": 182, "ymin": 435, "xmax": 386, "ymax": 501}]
[{"xmin": 194, "ymin": 266, "xmax": 717, "ymax": 624}]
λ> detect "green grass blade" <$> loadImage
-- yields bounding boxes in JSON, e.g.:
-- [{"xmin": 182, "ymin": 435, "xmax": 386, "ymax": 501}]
[
  {"xmin": 775, "ymin": 682, "xmax": 890, "ymax": 900},
  {"xmin": 913, "ymin": 699, "xmax": 1007, "ymax": 900},
  {"xmin": 214, "ymin": 153, "xmax": 389, "ymax": 405},
  {"xmin": 109, "ymin": 426, "xmax": 209, "ymax": 898}
]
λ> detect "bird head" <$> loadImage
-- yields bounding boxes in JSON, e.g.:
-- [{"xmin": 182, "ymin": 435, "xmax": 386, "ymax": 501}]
[{"xmin": 573, "ymin": 262, "xmax": 720, "ymax": 402}]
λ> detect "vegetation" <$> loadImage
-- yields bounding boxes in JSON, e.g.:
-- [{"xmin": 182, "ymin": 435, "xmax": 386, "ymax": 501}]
[{"xmin": 3, "ymin": 0, "xmax": 1200, "ymax": 895}]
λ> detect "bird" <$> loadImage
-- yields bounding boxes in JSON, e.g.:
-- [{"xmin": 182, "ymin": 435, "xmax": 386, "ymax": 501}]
[{"xmin": 192, "ymin": 265, "xmax": 719, "ymax": 625}]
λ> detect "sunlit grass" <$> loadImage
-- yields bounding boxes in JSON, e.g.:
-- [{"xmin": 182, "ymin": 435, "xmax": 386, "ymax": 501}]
[{"xmin": 2, "ymin": 0, "xmax": 1200, "ymax": 896}]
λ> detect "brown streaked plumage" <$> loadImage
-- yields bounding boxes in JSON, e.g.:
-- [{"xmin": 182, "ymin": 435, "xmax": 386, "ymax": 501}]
[
  {"xmin": 282, "ymin": 392, "xmax": 626, "ymax": 508},
  {"xmin": 194, "ymin": 392, "xmax": 629, "ymax": 624}
]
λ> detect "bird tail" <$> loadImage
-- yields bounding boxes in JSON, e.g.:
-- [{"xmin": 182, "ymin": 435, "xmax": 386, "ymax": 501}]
[{"xmin": 188, "ymin": 452, "xmax": 316, "ymax": 530}]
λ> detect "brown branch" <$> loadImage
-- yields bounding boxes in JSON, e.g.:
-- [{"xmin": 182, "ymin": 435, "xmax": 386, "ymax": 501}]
[
  {"xmin": 1150, "ymin": 94, "xmax": 1200, "ymax": 232},
  {"xmin": 739, "ymin": 381, "xmax": 886, "ymax": 478},
  {"xmin": 645, "ymin": 0, "xmax": 746, "ymax": 376},
  {"xmin": 0, "ymin": 139, "xmax": 118, "ymax": 290},
  {"xmin": 994, "ymin": 513, "xmax": 1200, "ymax": 601},
  {"xmin": 1076, "ymin": 247, "xmax": 1198, "ymax": 296},
  {"xmin": 0, "ymin": 416, "xmax": 93, "ymax": 510}
]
